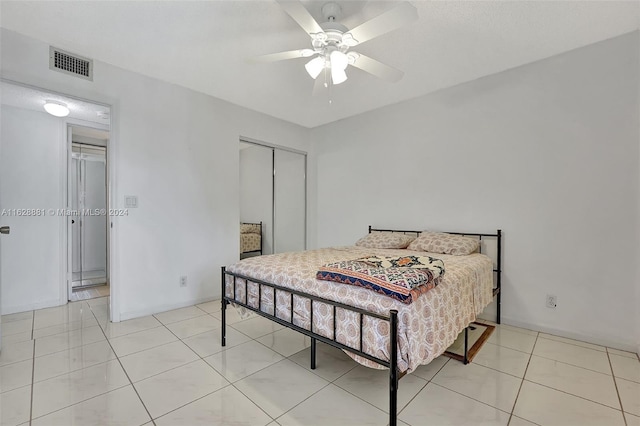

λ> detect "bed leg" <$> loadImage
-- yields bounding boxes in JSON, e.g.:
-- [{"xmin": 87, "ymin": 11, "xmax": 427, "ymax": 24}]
[
  {"xmin": 221, "ymin": 266, "xmax": 227, "ymax": 347},
  {"xmin": 463, "ymin": 326, "xmax": 469, "ymax": 365},
  {"xmin": 310, "ymin": 338, "xmax": 317, "ymax": 370},
  {"xmin": 389, "ymin": 310, "xmax": 398, "ymax": 426}
]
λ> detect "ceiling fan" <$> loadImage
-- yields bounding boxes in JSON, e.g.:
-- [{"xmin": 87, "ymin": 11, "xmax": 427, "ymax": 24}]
[{"xmin": 257, "ymin": 0, "xmax": 419, "ymax": 92}]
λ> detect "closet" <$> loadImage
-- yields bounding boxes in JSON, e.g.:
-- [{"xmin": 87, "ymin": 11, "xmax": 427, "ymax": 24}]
[{"xmin": 239, "ymin": 140, "xmax": 306, "ymax": 257}]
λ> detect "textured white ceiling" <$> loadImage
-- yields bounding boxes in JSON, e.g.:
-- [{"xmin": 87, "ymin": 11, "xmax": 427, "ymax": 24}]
[{"xmin": 1, "ymin": 1, "xmax": 638, "ymax": 128}]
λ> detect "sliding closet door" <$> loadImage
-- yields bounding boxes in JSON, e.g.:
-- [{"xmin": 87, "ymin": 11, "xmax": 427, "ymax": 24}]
[
  {"xmin": 239, "ymin": 144, "xmax": 274, "ymax": 255},
  {"xmin": 274, "ymin": 150, "xmax": 306, "ymax": 253}
]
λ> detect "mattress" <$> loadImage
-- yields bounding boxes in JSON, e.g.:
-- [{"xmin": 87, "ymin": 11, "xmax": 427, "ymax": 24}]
[{"xmin": 225, "ymin": 246, "xmax": 494, "ymax": 373}]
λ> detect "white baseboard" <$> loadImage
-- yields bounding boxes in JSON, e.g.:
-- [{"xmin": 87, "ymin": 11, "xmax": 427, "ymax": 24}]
[
  {"xmin": 2, "ymin": 298, "xmax": 64, "ymax": 315},
  {"xmin": 117, "ymin": 296, "xmax": 218, "ymax": 323},
  {"xmin": 501, "ymin": 315, "xmax": 639, "ymax": 354}
]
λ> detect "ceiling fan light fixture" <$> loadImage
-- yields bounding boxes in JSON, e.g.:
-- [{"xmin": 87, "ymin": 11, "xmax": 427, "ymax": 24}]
[
  {"xmin": 330, "ymin": 50, "xmax": 348, "ymax": 70},
  {"xmin": 305, "ymin": 56, "xmax": 325, "ymax": 79},
  {"xmin": 43, "ymin": 100, "xmax": 70, "ymax": 117},
  {"xmin": 331, "ymin": 66, "xmax": 347, "ymax": 85}
]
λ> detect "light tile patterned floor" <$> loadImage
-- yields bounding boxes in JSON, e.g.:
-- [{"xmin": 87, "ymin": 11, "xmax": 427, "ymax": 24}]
[{"xmin": 1, "ymin": 299, "xmax": 639, "ymax": 426}]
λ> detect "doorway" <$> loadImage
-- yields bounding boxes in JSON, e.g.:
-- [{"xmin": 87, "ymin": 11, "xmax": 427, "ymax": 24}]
[
  {"xmin": 0, "ymin": 79, "xmax": 114, "ymax": 320},
  {"xmin": 68, "ymin": 126, "xmax": 109, "ymax": 302}
]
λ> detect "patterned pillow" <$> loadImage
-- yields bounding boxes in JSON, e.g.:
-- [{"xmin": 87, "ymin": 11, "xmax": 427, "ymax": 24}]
[
  {"xmin": 355, "ymin": 232, "xmax": 415, "ymax": 249},
  {"xmin": 407, "ymin": 232, "xmax": 479, "ymax": 256},
  {"xmin": 240, "ymin": 223, "xmax": 261, "ymax": 234}
]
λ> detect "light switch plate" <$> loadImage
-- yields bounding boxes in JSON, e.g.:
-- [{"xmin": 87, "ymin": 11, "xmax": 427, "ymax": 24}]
[{"xmin": 125, "ymin": 196, "xmax": 138, "ymax": 208}]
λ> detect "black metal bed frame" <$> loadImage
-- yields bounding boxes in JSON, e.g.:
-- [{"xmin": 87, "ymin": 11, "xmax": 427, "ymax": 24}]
[
  {"xmin": 222, "ymin": 227, "xmax": 502, "ymax": 426},
  {"xmin": 240, "ymin": 221, "xmax": 263, "ymax": 256}
]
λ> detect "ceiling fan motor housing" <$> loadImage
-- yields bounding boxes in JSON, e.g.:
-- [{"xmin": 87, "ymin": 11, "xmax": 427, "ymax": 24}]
[{"xmin": 314, "ymin": 22, "xmax": 351, "ymax": 51}]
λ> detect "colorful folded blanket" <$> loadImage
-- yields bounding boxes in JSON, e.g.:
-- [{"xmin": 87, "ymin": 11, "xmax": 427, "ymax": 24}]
[{"xmin": 316, "ymin": 255, "xmax": 445, "ymax": 304}]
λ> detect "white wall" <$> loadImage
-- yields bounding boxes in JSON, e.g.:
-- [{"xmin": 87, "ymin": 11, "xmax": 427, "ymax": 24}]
[
  {"xmin": 240, "ymin": 144, "xmax": 273, "ymax": 255},
  {"xmin": 312, "ymin": 32, "xmax": 640, "ymax": 351},
  {"xmin": 0, "ymin": 106, "xmax": 65, "ymax": 312},
  {"xmin": 1, "ymin": 29, "xmax": 311, "ymax": 320}
]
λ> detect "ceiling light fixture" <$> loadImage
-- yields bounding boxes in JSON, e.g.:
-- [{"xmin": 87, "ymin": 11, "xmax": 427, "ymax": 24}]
[
  {"xmin": 43, "ymin": 100, "xmax": 70, "ymax": 117},
  {"xmin": 305, "ymin": 56, "xmax": 325, "ymax": 79},
  {"xmin": 330, "ymin": 50, "xmax": 348, "ymax": 85},
  {"xmin": 255, "ymin": 1, "xmax": 417, "ymax": 93}
]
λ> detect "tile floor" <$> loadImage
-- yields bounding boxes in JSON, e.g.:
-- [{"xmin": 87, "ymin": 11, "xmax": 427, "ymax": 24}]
[
  {"xmin": 69, "ymin": 284, "xmax": 110, "ymax": 302},
  {"xmin": 1, "ymin": 299, "xmax": 639, "ymax": 426}
]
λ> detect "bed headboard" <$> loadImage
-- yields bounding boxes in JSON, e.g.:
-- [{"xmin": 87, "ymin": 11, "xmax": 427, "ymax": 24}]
[{"xmin": 368, "ymin": 226, "xmax": 502, "ymax": 323}]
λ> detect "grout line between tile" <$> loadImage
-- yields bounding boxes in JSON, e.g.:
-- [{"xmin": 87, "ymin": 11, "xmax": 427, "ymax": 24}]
[
  {"xmin": 147, "ymin": 310, "xmax": 228, "ymax": 422},
  {"xmin": 536, "ymin": 334, "xmax": 607, "ymax": 352},
  {"xmin": 29, "ymin": 383, "xmax": 131, "ymax": 424},
  {"xmin": 431, "ymin": 382, "xmax": 513, "ymax": 416},
  {"xmin": 507, "ymin": 331, "xmax": 538, "ymax": 425},
  {"xmin": 607, "ymin": 350, "xmax": 628, "ymax": 426},
  {"xmin": 530, "ymin": 352, "xmax": 612, "ymax": 376},
  {"xmin": 28, "ymin": 338, "xmax": 35, "ymax": 426},
  {"xmin": 171, "ymin": 321, "xmax": 284, "ymax": 424},
  {"xmin": 148, "ymin": 383, "xmax": 236, "ymax": 422},
  {"xmin": 522, "ymin": 379, "xmax": 626, "ymax": 413},
  {"xmin": 397, "ymin": 357, "xmax": 450, "ymax": 418},
  {"xmin": 91, "ymin": 304, "xmax": 154, "ymax": 424},
  {"xmin": 227, "ymin": 381, "xmax": 277, "ymax": 422},
  {"xmin": 273, "ymin": 381, "xmax": 335, "ymax": 423},
  {"xmin": 31, "ymin": 352, "xmax": 115, "ymax": 386},
  {"xmin": 30, "ymin": 310, "xmax": 34, "ymax": 341},
  {"xmin": 510, "ymin": 415, "xmax": 542, "ymax": 426}
]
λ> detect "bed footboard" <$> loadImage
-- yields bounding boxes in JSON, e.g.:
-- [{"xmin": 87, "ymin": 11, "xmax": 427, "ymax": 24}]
[{"xmin": 221, "ymin": 266, "xmax": 400, "ymax": 426}]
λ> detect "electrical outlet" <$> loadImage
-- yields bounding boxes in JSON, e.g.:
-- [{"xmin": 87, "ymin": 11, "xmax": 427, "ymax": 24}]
[
  {"xmin": 180, "ymin": 275, "xmax": 187, "ymax": 287},
  {"xmin": 546, "ymin": 294, "xmax": 557, "ymax": 308}
]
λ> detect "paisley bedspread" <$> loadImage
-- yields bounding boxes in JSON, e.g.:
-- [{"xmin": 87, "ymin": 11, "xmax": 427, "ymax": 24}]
[{"xmin": 225, "ymin": 246, "xmax": 494, "ymax": 373}]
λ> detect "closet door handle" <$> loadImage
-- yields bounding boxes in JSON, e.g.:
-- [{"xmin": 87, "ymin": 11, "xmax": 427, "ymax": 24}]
[
  {"xmin": 72, "ymin": 220, "xmax": 75, "ymax": 224},
  {"xmin": 0, "ymin": 226, "xmax": 10, "ymax": 235}
]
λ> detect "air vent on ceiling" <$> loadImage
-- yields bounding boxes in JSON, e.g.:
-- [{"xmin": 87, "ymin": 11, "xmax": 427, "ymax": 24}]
[{"xmin": 49, "ymin": 47, "xmax": 93, "ymax": 81}]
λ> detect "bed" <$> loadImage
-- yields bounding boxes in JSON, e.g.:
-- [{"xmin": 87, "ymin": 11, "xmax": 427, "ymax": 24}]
[
  {"xmin": 240, "ymin": 222, "xmax": 262, "ymax": 256},
  {"xmin": 222, "ymin": 226, "xmax": 502, "ymax": 426}
]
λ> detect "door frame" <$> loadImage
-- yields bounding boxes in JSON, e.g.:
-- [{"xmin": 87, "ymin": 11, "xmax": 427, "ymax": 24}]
[
  {"xmin": 0, "ymin": 78, "xmax": 119, "ymax": 321},
  {"xmin": 64, "ymin": 121, "xmax": 112, "ymax": 306}
]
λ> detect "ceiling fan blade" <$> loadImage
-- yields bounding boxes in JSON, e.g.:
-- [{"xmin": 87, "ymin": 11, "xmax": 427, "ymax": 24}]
[
  {"xmin": 276, "ymin": 0, "xmax": 324, "ymax": 35},
  {"xmin": 350, "ymin": 54, "xmax": 404, "ymax": 83},
  {"xmin": 254, "ymin": 49, "xmax": 313, "ymax": 62},
  {"xmin": 346, "ymin": 2, "xmax": 418, "ymax": 45}
]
